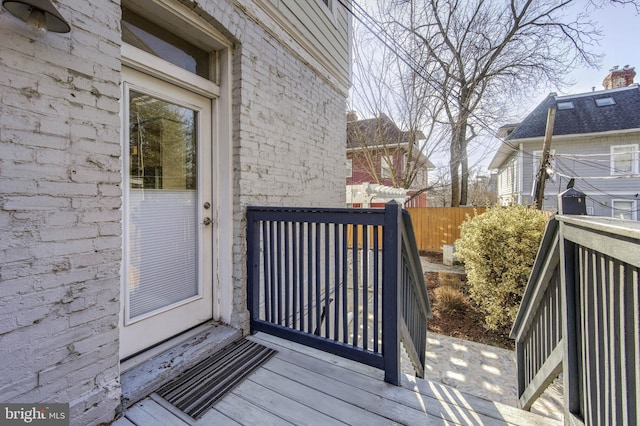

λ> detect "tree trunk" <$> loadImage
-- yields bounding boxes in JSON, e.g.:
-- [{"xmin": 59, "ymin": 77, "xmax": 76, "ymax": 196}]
[
  {"xmin": 460, "ymin": 137, "xmax": 469, "ymax": 206},
  {"xmin": 449, "ymin": 141, "xmax": 460, "ymax": 207}
]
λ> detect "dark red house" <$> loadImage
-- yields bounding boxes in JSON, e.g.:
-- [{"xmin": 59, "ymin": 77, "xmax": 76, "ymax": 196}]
[{"xmin": 346, "ymin": 112, "xmax": 433, "ymax": 207}]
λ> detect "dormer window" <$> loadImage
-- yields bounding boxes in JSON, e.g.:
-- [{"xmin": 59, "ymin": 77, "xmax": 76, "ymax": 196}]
[
  {"xmin": 557, "ymin": 101, "xmax": 574, "ymax": 110},
  {"xmin": 595, "ymin": 97, "xmax": 616, "ymax": 107}
]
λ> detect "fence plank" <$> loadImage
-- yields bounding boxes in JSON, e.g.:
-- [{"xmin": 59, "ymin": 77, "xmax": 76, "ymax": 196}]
[{"xmin": 406, "ymin": 207, "xmax": 486, "ymax": 252}]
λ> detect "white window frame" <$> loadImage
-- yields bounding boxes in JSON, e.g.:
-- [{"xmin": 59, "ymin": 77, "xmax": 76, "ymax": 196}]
[
  {"xmin": 316, "ymin": 0, "xmax": 337, "ymax": 22},
  {"xmin": 381, "ymin": 156, "xmax": 393, "ymax": 178},
  {"xmin": 611, "ymin": 199, "xmax": 636, "ymax": 220},
  {"xmin": 610, "ymin": 144, "xmax": 639, "ymax": 175},
  {"xmin": 346, "ymin": 158, "xmax": 352, "ymax": 178}
]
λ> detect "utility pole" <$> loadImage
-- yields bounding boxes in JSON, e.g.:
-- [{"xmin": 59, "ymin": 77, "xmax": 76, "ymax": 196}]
[{"xmin": 534, "ymin": 106, "xmax": 556, "ymax": 210}]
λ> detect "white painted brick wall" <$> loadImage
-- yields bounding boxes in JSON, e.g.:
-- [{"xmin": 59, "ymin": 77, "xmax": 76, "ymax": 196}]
[
  {"xmin": 1, "ymin": 0, "xmax": 348, "ymax": 423},
  {"xmin": 194, "ymin": 0, "xmax": 348, "ymax": 332},
  {"xmin": 0, "ymin": 0, "xmax": 122, "ymax": 424}
]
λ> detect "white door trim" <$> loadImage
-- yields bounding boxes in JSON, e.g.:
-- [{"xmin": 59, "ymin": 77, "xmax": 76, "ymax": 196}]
[{"xmin": 120, "ymin": 67, "xmax": 214, "ymax": 358}]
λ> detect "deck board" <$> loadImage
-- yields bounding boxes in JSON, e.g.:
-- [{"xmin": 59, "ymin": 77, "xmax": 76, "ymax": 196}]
[
  {"xmin": 245, "ymin": 366, "xmax": 401, "ymax": 425},
  {"xmin": 124, "ymin": 399, "xmax": 189, "ymax": 426},
  {"xmin": 199, "ymin": 394, "xmax": 262, "ymax": 425},
  {"xmin": 251, "ymin": 333, "xmax": 561, "ymax": 426},
  {"xmin": 117, "ymin": 332, "xmax": 562, "ymax": 426},
  {"xmin": 230, "ymin": 378, "xmax": 346, "ymax": 425}
]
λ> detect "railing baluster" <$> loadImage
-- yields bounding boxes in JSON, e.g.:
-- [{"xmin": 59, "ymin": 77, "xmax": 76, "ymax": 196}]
[
  {"xmin": 284, "ymin": 222, "xmax": 290, "ymax": 327},
  {"xmin": 308, "ymin": 222, "xmax": 314, "ymax": 334},
  {"xmin": 276, "ymin": 221, "xmax": 282, "ymax": 325},
  {"xmin": 292, "ymin": 222, "xmax": 298, "ymax": 330},
  {"xmin": 315, "ymin": 223, "xmax": 321, "ymax": 335},
  {"xmin": 263, "ymin": 221, "xmax": 270, "ymax": 322},
  {"xmin": 622, "ymin": 263, "xmax": 639, "ymax": 426},
  {"xmin": 334, "ymin": 223, "xmax": 340, "ymax": 341},
  {"xmin": 342, "ymin": 223, "xmax": 348, "ymax": 344},
  {"xmin": 362, "ymin": 225, "xmax": 368, "ymax": 351},
  {"xmin": 611, "ymin": 259, "xmax": 623, "ymax": 425},
  {"xmin": 324, "ymin": 223, "xmax": 330, "ymax": 338},
  {"xmin": 299, "ymin": 222, "xmax": 305, "ymax": 332},
  {"xmin": 352, "ymin": 224, "xmax": 359, "ymax": 347},
  {"xmin": 373, "ymin": 225, "xmax": 379, "ymax": 353}
]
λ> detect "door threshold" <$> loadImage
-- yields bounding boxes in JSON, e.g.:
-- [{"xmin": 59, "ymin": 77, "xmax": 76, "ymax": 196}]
[{"xmin": 120, "ymin": 322, "xmax": 242, "ymax": 409}]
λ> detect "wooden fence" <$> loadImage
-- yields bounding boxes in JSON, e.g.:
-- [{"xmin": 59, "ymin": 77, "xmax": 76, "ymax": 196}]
[{"xmin": 406, "ymin": 207, "xmax": 487, "ymax": 253}]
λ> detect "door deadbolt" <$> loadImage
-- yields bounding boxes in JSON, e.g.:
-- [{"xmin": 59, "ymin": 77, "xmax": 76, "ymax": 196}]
[
  {"xmin": 203, "ymin": 217, "xmax": 212, "ymax": 226},
  {"xmin": 203, "ymin": 202, "xmax": 211, "ymax": 209}
]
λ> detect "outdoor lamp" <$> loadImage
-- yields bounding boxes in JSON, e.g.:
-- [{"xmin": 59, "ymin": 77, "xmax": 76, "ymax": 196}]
[{"xmin": 2, "ymin": 0, "xmax": 70, "ymax": 33}]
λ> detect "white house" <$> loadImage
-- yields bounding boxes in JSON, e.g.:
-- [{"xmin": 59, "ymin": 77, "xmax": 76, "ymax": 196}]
[{"xmin": 0, "ymin": 0, "xmax": 351, "ymax": 423}]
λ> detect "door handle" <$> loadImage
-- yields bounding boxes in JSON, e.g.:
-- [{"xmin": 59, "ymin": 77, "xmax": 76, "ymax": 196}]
[{"xmin": 203, "ymin": 217, "xmax": 212, "ymax": 226}]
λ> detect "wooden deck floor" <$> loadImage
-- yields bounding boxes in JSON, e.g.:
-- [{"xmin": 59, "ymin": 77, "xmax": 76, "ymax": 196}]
[{"xmin": 114, "ymin": 333, "xmax": 561, "ymax": 425}]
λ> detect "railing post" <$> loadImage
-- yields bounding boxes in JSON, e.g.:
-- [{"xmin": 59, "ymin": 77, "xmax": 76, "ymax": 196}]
[
  {"xmin": 382, "ymin": 201, "xmax": 402, "ymax": 385},
  {"xmin": 246, "ymin": 208, "xmax": 260, "ymax": 334},
  {"xmin": 559, "ymin": 222, "xmax": 581, "ymax": 419}
]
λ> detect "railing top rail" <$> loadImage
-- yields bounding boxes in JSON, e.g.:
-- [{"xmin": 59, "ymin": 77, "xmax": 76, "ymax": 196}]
[
  {"xmin": 556, "ymin": 215, "xmax": 640, "ymax": 268},
  {"xmin": 401, "ymin": 210, "xmax": 432, "ymax": 319},
  {"xmin": 556, "ymin": 215, "xmax": 640, "ymax": 240},
  {"xmin": 246, "ymin": 206, "xmax": 386, "ymax": 226},
  {"xmin": 510, "ymin": 218, "xmax": 560, "ymax": 340}
]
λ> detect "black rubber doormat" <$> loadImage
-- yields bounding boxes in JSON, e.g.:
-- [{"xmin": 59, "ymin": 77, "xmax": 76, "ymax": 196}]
[{"xmin": 156, "ymin": 338, "xmax": 277, "ymax": 419}]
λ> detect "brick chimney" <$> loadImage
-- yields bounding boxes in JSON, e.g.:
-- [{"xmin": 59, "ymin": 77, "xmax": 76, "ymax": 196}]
[
  {"xmin": 346, "ymin": 110, "xmax": 358, "ymax": 122},
  {"xmin": 603, "ymin": 65, "xmax": 636, "ymax": 89}
]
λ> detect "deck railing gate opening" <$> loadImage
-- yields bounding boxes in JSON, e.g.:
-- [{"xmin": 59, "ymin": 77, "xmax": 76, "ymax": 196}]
[
  {"xmin": 246, "ymin": 201, "xmax": 431, "ymax": 385},
  {"xmin": 511, "ymin": 216, "xmax": 640, "ymax": 424}
]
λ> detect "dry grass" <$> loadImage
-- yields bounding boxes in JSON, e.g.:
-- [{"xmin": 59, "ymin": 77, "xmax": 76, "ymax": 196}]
[
  {"xmin": 434, "ymin": 286, "xmax": 469, "ymax": 315},
  {"xmin": 437, "ymin": 270, "xmax": 466, "ymax": 292}
]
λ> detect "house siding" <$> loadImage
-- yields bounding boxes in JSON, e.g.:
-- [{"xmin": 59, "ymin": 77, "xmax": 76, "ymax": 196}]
[
  {"xmin": 0, "ymin": 0, "xmax": 348, "ymax": 424},
  {"xmin": 497, "ymin": 132, "xmax": 640, "ymax": 216},
  {"xmin": 255, "ymin": 0, "xmax": 351, "ymax": 92}
]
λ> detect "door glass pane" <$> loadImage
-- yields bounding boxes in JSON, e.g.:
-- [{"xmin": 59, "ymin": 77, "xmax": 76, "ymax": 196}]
[{"xmin": 128, "ymin": 90, "xmax": 199, "ymax": 319}]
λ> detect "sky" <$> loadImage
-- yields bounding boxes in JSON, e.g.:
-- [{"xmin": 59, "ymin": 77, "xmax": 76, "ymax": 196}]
[
  {"xmin": 521, "ymin": 2, "xmax": 640, "ymax": 112},
  {"xmin": 352, "ymin": 1, "xmax": 640, "ymax": 171},
  {"xmin": 474, "ymin": 2, "xmax": 640, "ymax": 170}
]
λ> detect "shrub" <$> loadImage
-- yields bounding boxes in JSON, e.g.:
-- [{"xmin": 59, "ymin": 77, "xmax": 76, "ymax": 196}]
[
  {"xmin": 454, "ymin": 205, "xmax": 547, "ymax": 333},
  {"xmin": 434, "ymin": 286, "xmax": 468, "ymax": 315}
]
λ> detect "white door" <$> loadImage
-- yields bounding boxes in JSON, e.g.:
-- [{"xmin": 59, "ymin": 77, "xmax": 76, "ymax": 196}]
[{"xmin": 120, "ymin": 67, "xmax": 214, "ymax": 358}]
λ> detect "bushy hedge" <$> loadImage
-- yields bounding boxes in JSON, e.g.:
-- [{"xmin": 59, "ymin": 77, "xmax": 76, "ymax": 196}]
[{"xmin": 454, "ymin": 205, "xmax": 548, "ymax": 333}]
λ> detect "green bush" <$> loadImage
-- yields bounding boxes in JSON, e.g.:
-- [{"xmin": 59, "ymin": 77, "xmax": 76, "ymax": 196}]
[{"xmin": 454, "ymin": 205, "xmax": 547, "ymax": 333}]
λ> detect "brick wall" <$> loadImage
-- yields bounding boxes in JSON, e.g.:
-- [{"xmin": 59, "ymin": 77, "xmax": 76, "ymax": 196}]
[
  {"xmin": 0, "ymin": 1, "xmax": 122, "ymax": 425},
  {"xmin": 0, "ymin": 0, "xmax": 347, "ymax": 423},
  {"xmin": 199, "ymin": 0, "xmax": 347, "ymax": 330}
]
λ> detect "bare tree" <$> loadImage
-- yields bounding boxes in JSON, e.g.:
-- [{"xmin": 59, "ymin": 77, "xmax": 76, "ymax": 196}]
[
  {"xmin": 348, "ymin": 17, "xmax": 449, "ymax": 192},
  {"xmin": 373, "ymin": 0, "xmax": 634, "ymax": 206}
]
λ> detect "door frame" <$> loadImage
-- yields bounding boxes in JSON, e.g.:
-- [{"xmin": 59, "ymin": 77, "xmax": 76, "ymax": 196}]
[
  {"xmin": 119, "ymin": 0, "xmax": 234, "ymax": 361},
  {"xmin": 123, "ymin": 66, "xmax": 213, "ymax": 313}
]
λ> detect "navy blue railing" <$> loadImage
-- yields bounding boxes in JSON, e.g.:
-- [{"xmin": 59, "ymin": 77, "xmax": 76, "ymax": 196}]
[
  {"xmin": 512, "ymin": 216, "xmax": 640, "ymax": 423},
  {"xmin": 246, "ymin": 201, "xmax": 431, "ymax": 385}
]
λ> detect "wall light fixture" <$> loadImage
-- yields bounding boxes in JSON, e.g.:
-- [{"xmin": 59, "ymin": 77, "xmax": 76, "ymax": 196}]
[{"xmin": 2, "ymin": 0, "xmax": 70, "ymax": 33}]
